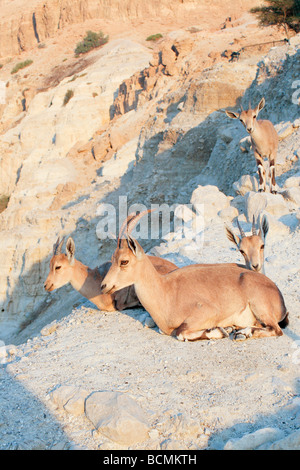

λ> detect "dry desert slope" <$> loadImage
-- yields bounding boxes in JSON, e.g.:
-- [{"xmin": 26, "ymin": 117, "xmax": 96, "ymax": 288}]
[{"xmin": 0, "ymin": 1, "xmax": 299, "ymax": 451}]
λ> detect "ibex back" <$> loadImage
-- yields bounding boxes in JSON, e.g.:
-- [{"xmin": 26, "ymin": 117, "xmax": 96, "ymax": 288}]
[{"xmin": 101, "ymin": 211, "xmax": 288, "ymax": 341}]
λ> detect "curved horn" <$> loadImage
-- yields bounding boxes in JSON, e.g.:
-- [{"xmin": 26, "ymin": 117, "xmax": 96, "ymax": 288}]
[
  {"xmin": 118, "ymin": 213, "xmax": 136, "ymax": 243},
  {"xmin": 252, "ymin": 215, "xmax": 257, "ymax": 235},
  {"xmin": 126, "ymin": 209, "xmax": 154, "ymax": 236},
  {"xmin": 236, "ymin": 220, "xmax": 245, "ymax": 238},
  {"xmin": 118, "ymin": 209, "xmax": 154, "ymax": 243},
  {"xmin": 53, "ymin": 237, "xmax": 65, "ymax": 255}
]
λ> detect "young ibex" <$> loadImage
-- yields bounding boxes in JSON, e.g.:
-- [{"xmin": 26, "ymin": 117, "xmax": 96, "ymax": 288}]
[
  {"xmin": 101, "ymin": 211, "xmax": 288, "ymax": 341},
  {"xmin": 226, "ymin": 215, "xmax": 269, "ymax": 274},
  {"xmin": 225, "ymin": 98, "xmax": 278, "ymax": 194},
  {"xmin": 44, "ymin": 232, "xmax": 177, "ymax": 312}
]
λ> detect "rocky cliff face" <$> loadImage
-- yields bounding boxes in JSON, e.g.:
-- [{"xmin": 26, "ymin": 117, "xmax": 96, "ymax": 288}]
[
  {"xmin": 0, "ymin": 0, "xmax": 256, "ymax": 59},
  {"xmin": 0, "ymin": 4, "xmax": 297, "ymax": 343}
]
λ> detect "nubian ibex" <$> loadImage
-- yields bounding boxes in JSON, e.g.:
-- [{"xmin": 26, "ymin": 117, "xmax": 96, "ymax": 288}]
[
  {"xmin": 101, "ymin": 210, "xmax": 288, "ymax": 341},
  {"xmin": 226, "ymin": 215, "xmax": 269, "ymax": 274},
  {"xmin": 226, "ymin": 98, "xmax": 279, "ymax": 194},
  {"xmin": 44, "ymin": 230, "xmax": 177, "ymax": 311}
]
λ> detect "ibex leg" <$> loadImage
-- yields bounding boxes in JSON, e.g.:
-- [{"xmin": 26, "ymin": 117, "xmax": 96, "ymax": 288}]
[
  {"xmin": 269, "ymin": 158, "xmax": 277, "ymax": 194},
  {"xmin": 254, "ymin": 151, "xmax": 266, "ymax": 192}
]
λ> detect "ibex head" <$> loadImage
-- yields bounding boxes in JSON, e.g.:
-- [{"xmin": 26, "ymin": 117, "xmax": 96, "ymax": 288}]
[
  {"xmin": 101, "ymin": 210, "xmax": 151, "ymax": 294},
  {"xmin": 226, "ymin": 215, "xmax": 269, "ymax": 273},
  {"xmin": 225, "ymin": 97, "xmax": 265, "ymax": 134},
  {"xmin": 44, "ymin": 237, "xmax": 76, "ymax": 292}
]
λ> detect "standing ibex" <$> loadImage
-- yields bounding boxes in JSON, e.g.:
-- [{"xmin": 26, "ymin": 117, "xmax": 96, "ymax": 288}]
[
  {"xmin": 226, "ymin": 215, "xmax": 269, "ymax": 274},
  {"xmin": 101, "ymin": 211, "xmax": 288, "ymax": 341},
  {"xmin": 44, "ymin": 231, "xmax": 177, "ymax": 312},
  {"xmin": 225, "ymin": 98, "xmax": 278, "ymax": 194}
]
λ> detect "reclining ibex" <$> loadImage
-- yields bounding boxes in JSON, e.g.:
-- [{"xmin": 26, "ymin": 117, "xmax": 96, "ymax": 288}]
[
  {"xmin": 226, "ymin": 215, "xmax": 269, "ymax": 274},
  {"xmin": 225, "ymin": 98, "xmax": 278, "ymax": 194},
  {"xmin": 101, "ymin": 210, "xmax": 288, "ymax": 341},
  {"xmin": 44, "ymin": 225, "xmax": 177, "ymax": 311}
]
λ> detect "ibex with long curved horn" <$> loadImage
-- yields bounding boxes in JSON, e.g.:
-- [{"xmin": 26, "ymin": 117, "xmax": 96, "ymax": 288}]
[
  {"xmin": 226, "ymin": 215, "xmax": 269, "ymax": 274},
  {"xmin": 225, "ymin": 97, "xmax": 278, "ymax": 193},
  {"xmin": 101, "ymin": 210, "xmax": 288, "ymax": 341},
  {"xmin": 44, "ymin": 221, "xmax": 177, "ymax": 311}
]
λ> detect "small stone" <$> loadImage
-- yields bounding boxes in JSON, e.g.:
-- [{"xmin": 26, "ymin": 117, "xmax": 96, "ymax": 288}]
[
  {"xmin": 144, "ymin": 316, "xmax": 156, "ymax": 328},
  {"xmin": 41, "ymin": 321, "xmax": 59, "ymax": 336}
]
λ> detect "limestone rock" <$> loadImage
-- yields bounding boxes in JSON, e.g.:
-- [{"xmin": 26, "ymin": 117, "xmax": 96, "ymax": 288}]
[
  {"xmin": 244, "ymin": 191, "xmax": 289, "ymax": 222},
  {"xmin": 281, "ymin": 186, "xmax": 300, "ymax": 206},
  {"xmin": 276, "ymin": 121, "xmax": 296, "ymax": 140},
  {"xmin": 283, "ymin": 176, "xmax": 300, "ymax": 188},
  {"xmin": 191, "ymin": 185, "xmax": 230, "ymax": 221},
  {"xmin": 239, "ymin": 136, "xmax": 252, "ymax": 153},
  {"xmin": 224, "ymin": 427, "xmax": 284, "ymax": 450},
  {"xmin": 85, "ymin": 391, "xmax": 150, "ymax": 445},
  {"xmin": 268, "ymin": 430, "xmax": 300, "ymax": 450},
  {"xmin": 233, "ymin": 174, "xmax": 258, "ymax": 196},
  {"xmin": 49, "ymin": 385, "xmax": 89, "ymax": 417},
  {"xmin": 263, "ymin": 213, "xmax": 290, "ymax": 238},
  {"xmin": 100, "ymin": 138, "xmax": 138, "ymax": 179},
  {"xmin": 218, "ymin": 205, "xmax": 239, "ymax": 220}
]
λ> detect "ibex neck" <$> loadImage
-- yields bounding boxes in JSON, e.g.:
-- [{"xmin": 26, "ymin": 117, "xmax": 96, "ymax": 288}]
[
  {"xmin": 134, "ymin": 256, "xmax": 172, "ymax": 334},
  {"xmin": 251, "ymin": 120, "xmax": 264, "ymax": 142},
  {"xmin": 70, "ymin": 260, "xmax": 114, "ymax": 311},
  {"xmin": 69, "ymin": 260, "xmax": 90, "ymax": 293}
]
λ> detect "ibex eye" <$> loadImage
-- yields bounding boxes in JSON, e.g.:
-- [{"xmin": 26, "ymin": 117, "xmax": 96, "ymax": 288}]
[
  {"xmin": 253, "ymin": 115, "xmax": 257, "ymax": 119},
  {"xmin": 240, "ymin": 250, "xmax": 245, "ymax": 256},
  {"xmin": 55, "ymin": 266, "xmax": 61, "ymax": 270},
  {"xmin": 121, "ymin": 260, "xmax": 129, "ymax": 266},
  {"xmin": 260, "ymin": 245, "xmax": 265, "ymax": 250}
]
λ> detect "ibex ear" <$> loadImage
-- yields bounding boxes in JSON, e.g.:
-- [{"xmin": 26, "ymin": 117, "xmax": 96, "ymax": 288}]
[
  {"xmin": 260, "ymin": 215, "xmax": 269, "ymax": 240},
  {"xmin": 256, "ymin": 97, "xmax": 265, "ymax": 114},
  {"xmin": 127, "ymin": 236, "xmax": 144, "ymax": 259},
  {"xmin": 66, "ymin": 237, "xmax": 75, "ymax": 265},
  {"xmin": 225, "ymin": 226, "xmax": 240, "ymax": 247},
  {"xmin": 225, "ymin": 110, "xmax": 239, "ymax": 120}
]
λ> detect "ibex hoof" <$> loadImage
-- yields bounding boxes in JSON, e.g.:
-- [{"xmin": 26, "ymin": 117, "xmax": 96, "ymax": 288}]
[
  {"xmin": 234, "ymin": 327, "xmax": 252, "ymax": 341},
  {"xmin": 224, "ymin": 326, "xmax": 234, "ymax": 335}
]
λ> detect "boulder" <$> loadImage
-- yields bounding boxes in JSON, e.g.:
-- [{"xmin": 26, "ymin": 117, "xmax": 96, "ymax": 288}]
[
  {"xmin": 233, "ymin": 174, "xmax": 258, "ymax": 196},
  {"xmin": 191, "ymin": 185, "xmax": 230, "ymax": 222},
  {"xmin": 218, "ymin": 205, "xmax": 239, "ymax": 220},
  {"xmin": 85, "ymin": 391, "xmax": 150, "ymax": 445},
  {"xmin": 283, "ymin": 176, "xmax": 300, "ymax": 188},
  {"xmin": 49, "ymin": 385, "xmax": 89, "ymax": 417},
  {"xmin": 268, "ymin": 430, "xmax": 300, "ymax": 450},
  {"xmin": 224, "ymin": 427, "xmax": 284, "ymax": 450},
  {"xmin": 264, "ymin": 213, "xmax": 290, "ymax": 238},
  {"xmin": 244, "ymin": 191, "xmax": 289, "ymax": 222},
  {"xmin": 282, "ymin": 187, "xmax": 300, "ymax": 206},
  {"xmin": 239, "ymin": 136, "xmax": 252, "ymax": 153}
]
